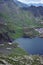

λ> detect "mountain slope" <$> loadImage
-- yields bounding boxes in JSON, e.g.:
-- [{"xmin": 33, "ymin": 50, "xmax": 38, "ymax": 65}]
[
  {"xmin": 22, "ymin": 6, "xmax": 43, "ymax": 17},
  {"xmin": 0, "ymin": 0, "xmax": 43, "ymax": 41},
  {"xmin": 0, "ymin": 0, "xmax": 38, "ymax": 27}
]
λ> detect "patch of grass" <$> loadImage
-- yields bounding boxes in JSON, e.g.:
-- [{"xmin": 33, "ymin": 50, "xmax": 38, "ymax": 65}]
[{"xmin": 9, "ymin": 47, "xmax": 28, "ymax": 57}]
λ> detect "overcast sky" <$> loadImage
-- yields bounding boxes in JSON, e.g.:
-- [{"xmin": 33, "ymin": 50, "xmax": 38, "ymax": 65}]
[{"xmin": 17, "ymin": 0, "xmax": 43, "ymax": 4}]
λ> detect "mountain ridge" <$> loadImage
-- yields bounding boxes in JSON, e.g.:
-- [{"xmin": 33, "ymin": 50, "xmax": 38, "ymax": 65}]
[
  {"xmin": 13, "ymin": 0, "xmax": 43, "ymax": 17},
  {"xmin": 13, "ymin": 0, "xmax": 43, "ymax": 7}
]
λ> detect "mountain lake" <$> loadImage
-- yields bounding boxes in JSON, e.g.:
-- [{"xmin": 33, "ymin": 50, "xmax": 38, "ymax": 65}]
[{"xmin": 14, "ymin": 37, "xmax": 43, "ymax": 55}]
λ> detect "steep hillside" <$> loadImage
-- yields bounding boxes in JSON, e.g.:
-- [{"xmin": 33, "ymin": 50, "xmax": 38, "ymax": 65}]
[
  {"xmin": 0, "ymin": 0, "xmax": 38, "ymax": 27},
  {"xmin": 22, "ymin": 6, "xmax": 43, "ymax": 17},
  {"xmin": 0, "ymin": 0, "xmax": 43, "ymax": 40},
  {"xmin": 0, "ymin": 0, "xmax": 43, "ymax": 28}
]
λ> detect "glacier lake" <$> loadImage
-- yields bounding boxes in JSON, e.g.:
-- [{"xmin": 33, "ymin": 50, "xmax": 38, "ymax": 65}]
[{"xmin": 14, "ymin": 37, "xmax": 43, "ymax": 55}]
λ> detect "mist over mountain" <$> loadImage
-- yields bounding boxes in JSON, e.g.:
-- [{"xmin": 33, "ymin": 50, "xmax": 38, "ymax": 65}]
[
  {"xmin": 0, "ymin": 0, "xmax": 43, "ymax": 18},
  {"xmin": 0, "ymin": 0, "xmax": 43, "ymax": 26},
  {"xmin": 13, "ymin": 0, "xmax": 43, "ymax": 6},
  {"xmin": 13, "ymin": 0, "xmax": 43, "ymax": 17}
]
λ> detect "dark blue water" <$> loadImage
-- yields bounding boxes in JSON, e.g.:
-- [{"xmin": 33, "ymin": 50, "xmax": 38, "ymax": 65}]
[{"xmin": 15, "ymin": 37, "xmax": 43, "ymax": 55}]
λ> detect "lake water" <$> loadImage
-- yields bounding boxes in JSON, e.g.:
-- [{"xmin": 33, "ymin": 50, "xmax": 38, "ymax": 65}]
[{"xmin": 14, "ymin": 37, "xmax": 43, "ymax": 55}]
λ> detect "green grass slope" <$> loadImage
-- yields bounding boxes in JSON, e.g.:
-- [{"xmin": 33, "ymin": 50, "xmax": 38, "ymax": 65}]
[{"xmin": 0, "ymin": 0, "xmax": 43, "ymax": 39}]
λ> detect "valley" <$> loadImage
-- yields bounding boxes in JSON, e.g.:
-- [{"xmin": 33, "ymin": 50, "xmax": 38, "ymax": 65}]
[{"xmin": 0, "ymin": 0, "xmax": 43, "ymax": 65}]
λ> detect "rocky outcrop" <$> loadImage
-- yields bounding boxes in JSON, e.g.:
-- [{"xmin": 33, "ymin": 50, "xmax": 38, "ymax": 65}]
[
  {"xmin": 0, "ymin": 55, "xmax": 43, "ymax": 65},
  {"xmin": 39, "ymin": 33, "xmax": 43, "ymax": 38},
  {"xmin": 0, "ymin": 32, "xmax": 13, "ymax": 44},
  {"xmin": 35, "ymin": 28, "xmax": 43, "ymax": 38},
  {"xmin": 23, "ymin": 27, "xmax": 36, "ymax": 38}
]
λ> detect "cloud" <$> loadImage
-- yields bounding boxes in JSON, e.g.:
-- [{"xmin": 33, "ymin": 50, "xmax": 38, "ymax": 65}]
[
  {"xmin": 18, "ymin": 0, "xmax": 43, "ymax": 4},
  {"xmin": 41, "ymin": 0, "xmax": 43, "ymax": 3}
]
